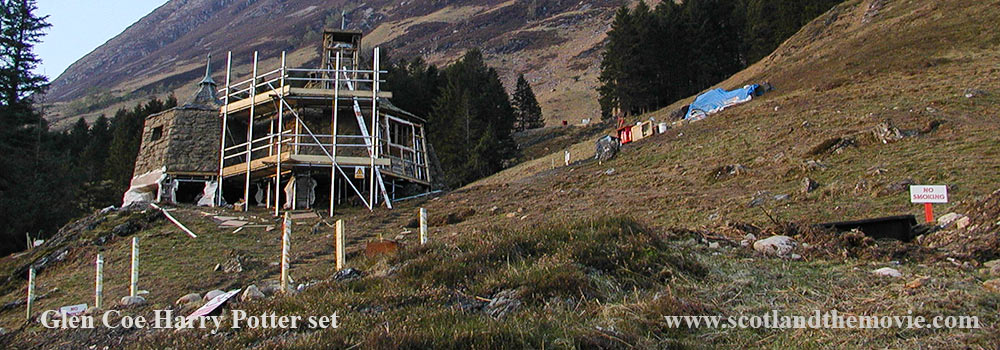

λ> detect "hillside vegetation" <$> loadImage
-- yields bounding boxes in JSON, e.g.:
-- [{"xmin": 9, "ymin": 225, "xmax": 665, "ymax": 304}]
[{"xmin": 3, "ymin": 0, "xmax": 1000, "ymax": 348}]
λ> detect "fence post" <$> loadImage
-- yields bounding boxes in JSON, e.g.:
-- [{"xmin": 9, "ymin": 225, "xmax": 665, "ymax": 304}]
[
  {"xmin": 130, "ymin": 237, "xmax": 139, "ymax": 297},
  {"xmin": 26, "ymin": 268, "xmax": 35, "ymax": 321},
  {"xmin": 95, "ymin": 254, "xmax": 104, "ymax": 309},
  {"xmin": 335, "ymin": 219, "xmax": 345, "ymax": 271},
  {"xmin": 419, "ymin": 208, "xmax": 428, "ymax": 245},
  {"xmin": 281, "ymin": 212, "xmax": 291, "ymax": 292}
]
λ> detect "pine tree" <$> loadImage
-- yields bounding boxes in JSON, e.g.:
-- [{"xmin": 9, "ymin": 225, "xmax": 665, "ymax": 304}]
[
  {"xmin": 0, "ymin": 0, "xmax": 50, "ymax": 119},
  {"xmin": 512, "ymin": 74, "xmax": 544, "ymax": 131}
]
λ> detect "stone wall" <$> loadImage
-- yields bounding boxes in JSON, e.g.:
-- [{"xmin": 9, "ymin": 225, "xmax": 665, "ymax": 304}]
[{"xmin": 133, "ymin": 107, "xmax": 220, "ymax": 178}]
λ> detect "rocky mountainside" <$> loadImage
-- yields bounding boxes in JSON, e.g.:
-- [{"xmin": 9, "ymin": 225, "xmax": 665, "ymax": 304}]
[{"xmin": 44, "ymin": 0, "xmax": 623, "ymax": 129}]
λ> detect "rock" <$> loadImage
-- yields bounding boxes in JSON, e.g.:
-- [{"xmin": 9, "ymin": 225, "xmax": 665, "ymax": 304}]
[
  {"xmin": 708, "ymin": 242, "xmax": 720, "ymax": 249},
  {"xmin": 594, "ymin": 135, "xmax": 620, "ymax": 162},
  {"xmin": 872, "ymin": 120, "xmax": 906, "ymax": 144},
  {"xmin": 789, "ymin": 254, "xmax": 802, "ymax": 260},
  {"xmin": 0, "ymin": 327, "xmax": 6, "ymax": 335},
  {"xmin": 175, "ymin": 293, "xmax": 201, "ymax": 305},
  {"xmin": 334, "ymin": 268, "xmax": 364, "ymax": 281},
  {"xmin": 258, "ymin": 282, "xmax": 282, "ymax": 295},
  {"xmin": 112, "ymin": 221, "xmax": 143, "ymax": 237},
  {"xmin": 802, "ymin": 177, "xmax": 820, "ymax": 193},
  {"xmin": 985, "ymin": 259, "xmax": 1000, "ymax": 269},
  {"xmin": 119, "ymin": 295, "xmax": 147, "ymax": 307},
  {"xmin": 753, "ymin": 235, "xmax": 797, "ymax": 257},
  {"xmin": 937, "ymin": 213, "xmax": 965, "ymax": 228},
  {"xmin": 872, "ymin": 267, "xmax": 902, "ymax": 278},
  {"xmin": 983, "ymin": 279, "xmax": 1000, "ymax": 293},
  {"xmin": 100, "ymin": 206, "xmax": 117, "ymax": 214},
  {"xmin": 203, "ymin": 289, "xmax": 225, "ymax": 302},
  {"xmin": 603, "ymin": 168, "xmax": 615, "ymax": 176},
  {"xmin": 955, "ymin": 216, "xmax": 971, "ymax": 230},
  {"xmin": 489, "ymin": 206, "xmax": 501, "ymax": 215},
  {"xmin": 238, "ymin": 285, "xmax": 263, "ymax": 301},
  {"xmin": 991, "ymin": 264, "xmax": 1000, "ymax": 277},
  {"xmin": 297, "ymin": 284, "xmax": 305, "ymax": 292},
  {"xmin": 773, "ymin": 194, "xmax": 790, "ymax": 201},
  {"xmin": 485, "ymin": 289, "xmax": 522, "ymax": 319},
  {"xmin": 905, "ymin": 277, "xmax": 928, "ymax": 289},
  {"xmin": 505, "ymin": 212, "xmax": 516, "ymax": 218},
  {"xmin": 964, "ymin": 88, "xmax": 987, "ymax": 99},
  {"xmin": 883, "ymin": 179, "xmax": 915, "ymax": 195},
  {"xmin": 84, "ymin": 307, "xmax": 101, "ymax": 315}
]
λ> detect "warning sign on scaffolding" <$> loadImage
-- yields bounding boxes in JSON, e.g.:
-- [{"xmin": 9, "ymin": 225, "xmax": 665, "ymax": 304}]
[{"xmin": 354, "ymin": 167, "xmax": 365, "ymax": 179}]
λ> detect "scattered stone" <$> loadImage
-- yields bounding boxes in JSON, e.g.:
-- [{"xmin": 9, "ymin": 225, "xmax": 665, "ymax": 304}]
[
  {"xmin": 489, "ymin": 206, "xmax": 501, "ymax": 215},
  {"xmin": 803, "ymin": 160, "xmax": 828, "ymax": 171},
  {"xmin": 872, "ymin": 120, "xmax": 906, "ymax": 144},
  {"xmin": 983, "ymin": 279, "xmax": 1000, "ymax": 293},
  {"xmin": 334, "ymin": 268, "xmax": 363, "ymax": 281},
  {"xmin": 175, "ymin": 293, "xmax": 201, "ymax": 305},
  {"xmin": 802, "ymin": 177, "xmax": 820, "ymax": 193},
  {"xmin": 906, "ymin": 277, "xmax": 929, "ymax": 289},
  {"xmin": 712, "ymin": 164, "xmax": 748, "ymax": 180},
  {"xmin": 505, "ymin": 212, "xmax": 516, "ymax": 218},
  {"xmin": 0, "ymin": 327, "xmax": 5, "ymax": 335},
  {"xmin": 485, "ymin": 289, "xmax": 522, "ymax": 319},
  {"xmin": 753, "ymin": 235, "xmax": 797, "ymax": 257},
  {"xmin": 84, "ymin": 307, "xmax": 100, "ymax": 315},
  {"xmin": 789, "ymin": 254, "xmax": 802, "ymax": 260},
  {"xmin": 112, "ymin": 221, "xmax": 143, "ymax": 237},
  {"xmin": 603, "ymin": 168, "xmax": 616, "ymax": 176},
  {"xmin": 241, "ymin": 285, "xmax": 265, "ymax": 301},
  {"xmin": 296, "ymin": 284, "xmax": 305, "ymax": 292},
  {"xmin": 203, "ymin": 289, "xmax": 225, "ymax": 302},
  {"xmin": 955, "ymin": 216, "xmax": 971, "ymax": 230},
  {"xmin": 773, "ymin": 194, "xmax": 790, "ymax": 201},
  {"xmin": 991, "ymin": 264, "xmax": 1000, "ymax": 277},
  {"xmin": 258, "ymin": 282, "xmax": 282, "ymax": 295},
  {"xmin": 708, "ymin": 242, "xmax": 720, "ymax": 249},
  {"xmin": 882, "ymin": 179, "xmax": 915, "ymax": 195},
  {"xmin": 119, "ymin": 296, "xmax": 147, "ymax": 307},
  {"xmin": 872, "ymin": 267, "xmax": 902, "ymax": 278},
  {"xmin": 214, "ymin": 263, "xmax": 222, "ymax": 272},
  {"xmin": 937, "ymin": 213, "xmax": 965, "ymax": 228},
  {"xmin": 964, "ymin": 88, "xmax": 988, "ymax": 99},
  {"xmin": 985, "ymin": 259, "xmax": 1000, "ymax": 269},
  {"xmin": 100, "ymin": 206, "xmax": 117, "ymax": 214}
]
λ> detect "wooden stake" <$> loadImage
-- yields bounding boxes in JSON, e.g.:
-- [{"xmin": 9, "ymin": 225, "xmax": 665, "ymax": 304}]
[
  {"xmin": 26, "ymin": 268, "xmax": 35, "ymax": 321},
  {"xmin": 335, "ymin": 219, "xmax": 345, "ymax": 271},
  {"xmin": 419, "ymin": 208, "xmax": 428, "ymax": 245},
  {"xmin": 130, "ymin": 237, "xmax": 139, "ymax": 297},
  {"xmin": 95, "ymin": 254, "xmax": 103, "ymax": 309},
  {"xmin": 281, "ymin": 212, "xmax": 291, "ymax": 292},
  {"xmin": 564, "ymin": 150, "xmax": 570, "ymax": 166}
]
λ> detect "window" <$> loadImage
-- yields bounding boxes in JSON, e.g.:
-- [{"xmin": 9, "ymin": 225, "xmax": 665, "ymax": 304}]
[{"xmin": 151, "ymin": 126, "xmax": 163, "ymax": 141}]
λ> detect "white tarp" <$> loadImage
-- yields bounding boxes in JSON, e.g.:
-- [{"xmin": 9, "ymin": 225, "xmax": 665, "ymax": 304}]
[
  {"xmin": 197, "ymin": 180, "xmax": 219, "ymax": 207},
  {"xmin": 123, "ymin": 167, "xmax": 166, "ymax": 207}
]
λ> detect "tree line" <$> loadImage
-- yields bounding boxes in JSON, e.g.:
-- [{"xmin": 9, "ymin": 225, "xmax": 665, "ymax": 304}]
[
  {"xmin": 598, "ymin": 0, "xmax": 842, "ymax": 119},
  {"xmin": 0, "ymin": 0, "xmax": 177, "ymax": 255},
  {"xmin": 384, "ymin": 49, "xmax": 543, "ymax": 189}
]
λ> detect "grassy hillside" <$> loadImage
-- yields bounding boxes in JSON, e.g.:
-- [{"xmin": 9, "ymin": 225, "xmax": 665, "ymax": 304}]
[{"xmin": 3, "ymin": 0, "xmax": 1000, "ymax": 348}]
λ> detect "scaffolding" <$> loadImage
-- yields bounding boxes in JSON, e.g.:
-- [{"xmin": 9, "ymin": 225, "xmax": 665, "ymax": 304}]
[{"xmin": 216, "ymin": 29, "xmax": 431, "ymax": 216}]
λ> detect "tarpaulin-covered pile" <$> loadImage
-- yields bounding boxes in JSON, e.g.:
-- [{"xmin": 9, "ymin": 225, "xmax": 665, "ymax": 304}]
[{"xmin": 684, "ymin": 84, "xmax": 762, "ymax": 121}]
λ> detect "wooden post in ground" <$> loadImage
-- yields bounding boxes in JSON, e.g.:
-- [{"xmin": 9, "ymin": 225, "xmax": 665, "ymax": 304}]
[
  {"xmin": 564, "ymin": 150, "xmax": 570, "ymax": 166},
  {"xmin": 281, "ymin": 212, "xmax": 291, "ymax": 292},
  {"xmin": 335, "ymin": 219, "xmax": 345, "ymax": 271},
  {"xmin": 419, "ymin": 208, "xmax": 428, "ymax": 245},
  {"xmin": 130, "ymin": 237, "xmax": 138, "ymax": 297},
  {"xmin": 26, "ymin": 268, "xmax": 35, "ymax": 321},
  {"xmin": 95, "ymin": 254, "xmax": 103, "ymax": 309}
]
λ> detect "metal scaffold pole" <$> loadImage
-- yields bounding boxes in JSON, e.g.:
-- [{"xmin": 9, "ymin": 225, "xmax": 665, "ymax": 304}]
[
  {"xmin": 244, "ymin": 51, "xmax": 258, "ymax": 210},
  {"xmin": 218, "ymin": 51, "xmax": 232, "ymax": 206},
  {"xmin": 330, "ymin": 51, "xmax": 341, "ymax": 217},
  {"xmin": 275, "ymin": 51, "xmax": 286, "ymax": 216}
]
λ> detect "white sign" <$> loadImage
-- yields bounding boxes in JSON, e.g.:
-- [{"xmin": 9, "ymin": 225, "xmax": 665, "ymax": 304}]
[
  {"xmin": 59, "ymin": 303, "xmax": 88, "ymax": 316},
  {"xmin": 910, "ymin": 185, "xmax": 948, "ymax": 203},
  {"xmin": 354, "ymin": 167, "xmax": 365, "ymax": 179}
]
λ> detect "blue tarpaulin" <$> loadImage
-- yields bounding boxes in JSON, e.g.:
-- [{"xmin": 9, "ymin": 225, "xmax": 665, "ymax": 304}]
[{"xmin": 684, "ymin": 84, "xmax": 759, "ymax": 121}]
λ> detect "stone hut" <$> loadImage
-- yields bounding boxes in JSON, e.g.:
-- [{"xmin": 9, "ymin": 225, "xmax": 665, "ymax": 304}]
[{"xmin": 123, "ymin": 56, "xmax": 221, "ymax": 206}]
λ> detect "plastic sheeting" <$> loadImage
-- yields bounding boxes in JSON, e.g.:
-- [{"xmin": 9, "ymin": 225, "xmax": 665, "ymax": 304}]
[
  {"xmin": 684, "ymin": 84, "xmax": 759, "ymax": 121},
  {"xmin": 122, "ymin": 167, "xmax": 166, "ymax": 207},
  {"xmin": 197, "ymin": 181, "xmax": 219, "ymax": 207}
]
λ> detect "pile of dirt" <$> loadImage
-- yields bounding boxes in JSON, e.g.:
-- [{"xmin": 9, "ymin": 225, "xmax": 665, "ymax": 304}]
[{"xmin": 920, "ymin": 188, "xmax": 1000, "ymax": 261}]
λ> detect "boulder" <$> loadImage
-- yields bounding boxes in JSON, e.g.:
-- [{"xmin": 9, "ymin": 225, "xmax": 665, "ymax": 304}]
[
  {"xmin": 937, "ymin": 213, "xmax": 965, "ymax": 228},
  {"xmin": 872, "ymin": 267, "xmax": 902, "ymax": 278},
  {"xmin": 241, "ymin": 285, "xmax": 265, "ymax": 301},
  {"xmin": 594, "ymin": 135, "xmax": 620, "ymax": 162},
  {"xmin": 203, "ymin": 289, "xmax": 225, "ymax": 302},
  {"xmin": 119, "ymin": 296, "xmax": 147, "ymax": 307},
  {"xmin": 485, "ymin": 289, "xmax": 522, "ymax": 319},
  {"xmin": 334, "ymin": 268, "xmax": 364, "ymax": 281},
  {"xmin": 955, "ymin": 216, "xmax": 971, "ymax": 230},
  {"xmin": 802, "ymin": 177, "xmax": 820, "ymax": 193},
  {"xmin": 752, "ymin": 235, "xmax": 797, "ymax": 257},
  {"xmin": 175, "ymin": 293, "xmax": 201, "ymax": 305},
  {"xmin": 984, "ymin": 279, "xmax": 1000, "ymax": 293}
]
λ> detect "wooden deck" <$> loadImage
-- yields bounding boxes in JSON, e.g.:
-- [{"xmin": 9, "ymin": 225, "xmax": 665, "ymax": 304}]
[
  {"xmin": 221, "ymin": 86, "xmax": 393, "ymax": 115},
  {"xmin": 221, "ymin": 152, "xmax": 390, "ymax": 177}
]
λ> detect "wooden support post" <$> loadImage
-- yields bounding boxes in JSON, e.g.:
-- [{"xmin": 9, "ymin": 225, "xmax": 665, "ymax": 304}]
[
  {"xmin": 130, "ymin": 237, "xmax": 139, "ymax": 297},
  {"xmin": 564, "ymin": 150, "xmax": 571, "ymax": 166},
  {"xmin": 26, "ymin": 232, "xmax": 31, "ymax": 250},
  {"xmin": 281, "ymin": 212, "xmax": 291, "ymax": 292},
  {"xmin": 335, "ymin": 219, "xmax": 345, "ymax": 271},
  {"xmin": 419, "ymin": 208, "xmax": 428, "ymax": 245},
  {"xmin": 26, "ymin": 268, "xmax": 35, "ymax": 321},
  {"xmin": 95, "ymin": 254, "xmax": 103, "ymax": 309}
]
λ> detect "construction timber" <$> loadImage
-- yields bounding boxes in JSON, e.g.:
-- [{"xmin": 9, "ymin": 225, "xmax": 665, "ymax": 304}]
[{"xmin": 217, "ymin": 29, "xmax": 431, "ymax": 216}]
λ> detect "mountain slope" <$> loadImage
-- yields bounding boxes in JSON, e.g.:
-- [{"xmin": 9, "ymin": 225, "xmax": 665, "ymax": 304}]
[{"xmin": 44, "ymin": 0, "xmax": 622, "ymax": 129}]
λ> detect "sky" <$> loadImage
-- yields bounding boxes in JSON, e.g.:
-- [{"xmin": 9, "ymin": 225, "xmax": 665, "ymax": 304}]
[{"xmin": 33, "ymin": 0, "xmax": 169, "ymax": 80}]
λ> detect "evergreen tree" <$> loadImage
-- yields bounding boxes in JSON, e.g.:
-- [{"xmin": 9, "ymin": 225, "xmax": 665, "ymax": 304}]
[
  {"xmin": 0, "ymin": 0, "xmax": 50, "ymax": 118},
  {"xmin": 512, "ymin": 74, "xmax": 544, "ymax": 131}
]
